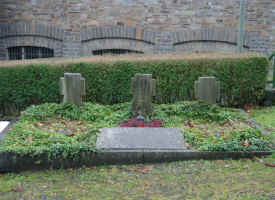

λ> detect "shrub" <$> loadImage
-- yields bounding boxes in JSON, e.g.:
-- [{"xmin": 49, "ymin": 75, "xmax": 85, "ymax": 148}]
[{"xmin": 0, "ymin": 53, "xmax": 269, "ymax": 115}]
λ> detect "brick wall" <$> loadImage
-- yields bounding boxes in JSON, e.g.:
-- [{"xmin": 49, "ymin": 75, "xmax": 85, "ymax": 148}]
[{"xmin": 0, "ymin": 0, "xmax": 273, "ymax": 59}]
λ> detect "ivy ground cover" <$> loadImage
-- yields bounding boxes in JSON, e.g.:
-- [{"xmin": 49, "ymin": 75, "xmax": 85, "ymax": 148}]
[{"xmin": 1, "ymin": 102, "xmax": 274, "ymax": 159}]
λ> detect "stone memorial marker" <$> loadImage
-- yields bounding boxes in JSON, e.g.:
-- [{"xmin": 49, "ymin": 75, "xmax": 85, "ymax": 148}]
[
  {"xmin": 131, "ymin": 74, "xmax": 156, "ymax": 117},
  {"xmin": 194, "ymin": 76, "xmax": 220, "ymax": 104},
  {"xmin": 97, "ymin": 128, "xmax": 186, "ymax": 150},
  {"xmin": 60, "ymin": 73, "xmax": 85, "ymax": 107}
]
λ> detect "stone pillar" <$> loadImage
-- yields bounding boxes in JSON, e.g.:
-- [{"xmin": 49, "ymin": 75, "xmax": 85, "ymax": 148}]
[
  {"xmin": 237, "ymin": 0, "xmax": 246, "ymax": 53},
  {"xmin": 63, "ymin": 32, "xmax": 81, "ymax": 57},
  {"xmin": 154, "ymin": 32, "xmax": 174, "ymax": 54},
  {"xmin": 60, "ymin": 73, "xmax": 85, "ymax": 107},
  {"xmin": 131, "ymin": 74, "xmax": 156, "ymax": 117},
  {"xmin": 194, "ymin": 77, "xmax": 220, "ymax": 104}
]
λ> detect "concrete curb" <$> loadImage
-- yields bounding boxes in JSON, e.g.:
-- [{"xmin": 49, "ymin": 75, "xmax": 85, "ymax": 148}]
[{"xmin": 0, "ymin": 150, "xmax": 273, "ymax": 173}]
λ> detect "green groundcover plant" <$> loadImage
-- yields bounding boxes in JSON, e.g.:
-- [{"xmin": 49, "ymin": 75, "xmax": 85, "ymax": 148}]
[{"xmin": 1, "ymin": 102, "xmax": 274, "ymax": 160}]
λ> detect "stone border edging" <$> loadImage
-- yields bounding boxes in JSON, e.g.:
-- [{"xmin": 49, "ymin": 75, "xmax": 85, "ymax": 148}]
[{"xmin": 0, "ymin": 150, "xmax": 273, "ymax": 173}]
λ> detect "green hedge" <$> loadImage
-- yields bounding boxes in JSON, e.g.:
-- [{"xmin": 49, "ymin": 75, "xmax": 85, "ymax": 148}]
[{"xmin": 0, "ymin": 55, "xmax": 269, "ymax": 115}]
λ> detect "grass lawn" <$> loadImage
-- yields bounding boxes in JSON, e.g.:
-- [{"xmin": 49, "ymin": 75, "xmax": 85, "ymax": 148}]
[
  {"xmin": 251, "ymin": 106, "xmax": 275, "ymax": 134},
  {"xmin": 0, "ymin": 155, "xmax": 274, "ymax": 200},
  {"xmin": 0, "ymin": 104, "xmax": 274, "ymax": 199}
]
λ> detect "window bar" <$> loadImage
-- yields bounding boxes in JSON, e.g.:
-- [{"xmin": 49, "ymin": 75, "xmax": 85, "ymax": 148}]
[
  {"xmin": 92, "ymin": 49, "xmax": 144, "ymax": 56},
  {"xmin": 22, "ymin": 47, "xmax": 25, "ymax": 60},
  {"xmin": 8, "ymin": 46, "xmax": 54, "ymax": 60},
  {"xmin": 39, "ymin": 47, "xmax": 42, "ymax": 58}
]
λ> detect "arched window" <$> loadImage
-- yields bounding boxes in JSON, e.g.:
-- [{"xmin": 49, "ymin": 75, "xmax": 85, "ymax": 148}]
[
  {"xmin": 92, "ymin": 49, "xmax": 144, "ymax": 56},
  {"xmin": 8, "ymin": 46, "xmax": 54, "ymax": 60}
]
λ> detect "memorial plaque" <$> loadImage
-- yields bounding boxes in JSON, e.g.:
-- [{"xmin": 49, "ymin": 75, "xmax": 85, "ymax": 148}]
[{"xmin": 97, "ymin": 128, "xmax": 186, "ymax": 150}]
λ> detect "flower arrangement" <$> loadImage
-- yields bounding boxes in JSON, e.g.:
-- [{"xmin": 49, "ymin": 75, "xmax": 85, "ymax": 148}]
[{"xmin": 119, "ymin": 118, "xmax": 163, "ymax": 127}]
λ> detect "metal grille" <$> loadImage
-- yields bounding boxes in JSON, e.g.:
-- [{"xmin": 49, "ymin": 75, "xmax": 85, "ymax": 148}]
[
  {"xmin": 92, "ymin": 49, "xmax": 144, "ymax": 56},
  {"xmin": 8, "ymin": 47, "xmax": 22, "ymax": 60},
  {"xmin": 8, "ymin": 46, "xmax": 54, "ymax": 60}
]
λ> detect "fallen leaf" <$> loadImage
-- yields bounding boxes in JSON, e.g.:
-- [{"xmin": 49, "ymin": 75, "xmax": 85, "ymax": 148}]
[
  {"xmin": 217, "ymin": 160, "xmax": 223, "ymax": 165},
  {"xmin": 264, "ymin": 162, "xmax": 275, "ymax": 167},
  {"xmin": 223, "ymin": 123, "xmax": 229, "ymax": 127},
  {"xmin": 241, "ymin": 139, "xmax": 249, "ymax": 147},
  {"xmin": 67, "ymin": 133, "xmax": 75, "ymax": 137},
  {"xmin": 134, "ymin": 166, "xmax": 153, "ymax": 174},
  {"xmin": 188, "ymin": 121, "xmax": 194, "ymax": 127},
  {"xmin": 12, "ymin": 183, "xmax": 24, "ymax": 193},
  {"xmin": 185, "ymin": 142, "xmax": 191, "ymax": 149},
  {"xmin": 144, "ymin": 166, "xmax": 153, "ymax": 171},
  {"xmin": 25, "ymin": 137, "xmax": 32, "ymax": 143},
  {"xmin": 135, "ymin": 168, "xmax": 147, "ymax": 173},
  {"xmin": 36, "ymin": 122, "xmax": 44, "ymax": 127},
  {"xmin": 243, "ymin": 165, "xmax": 249, "ymax": 169}
]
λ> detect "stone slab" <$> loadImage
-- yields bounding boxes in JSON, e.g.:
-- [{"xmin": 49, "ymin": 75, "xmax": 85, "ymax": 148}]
[
  {"xmin": 96, "ymin": 128, "xmax": 186, "ymax": 150},
  {"xmin": 0, "ymin": 121, "xmax": 9, "ymax": 133}
]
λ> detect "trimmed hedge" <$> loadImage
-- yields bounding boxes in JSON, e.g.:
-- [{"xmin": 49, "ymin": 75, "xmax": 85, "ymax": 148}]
[{"xmin": 0, "ymin": 54, "xmax": 269, "ymax": 115}]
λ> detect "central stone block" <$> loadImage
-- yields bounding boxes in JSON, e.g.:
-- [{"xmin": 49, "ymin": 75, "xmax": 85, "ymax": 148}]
[{"xmin": 96, "ymin": 128, "xmax": 186, "ymax": 150}]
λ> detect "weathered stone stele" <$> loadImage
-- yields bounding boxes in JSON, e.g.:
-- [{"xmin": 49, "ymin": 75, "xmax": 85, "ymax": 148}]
[
  {"xmin": 131, "ymin": 74, "xmax": 156, "ymax": 117},
  {"xmin": 194, "ymin": 76, "xmax": 220, "ymax": 104},
  {"xmin": 60, "ymin": 73, "xmax": 85, "ymax": 107}
]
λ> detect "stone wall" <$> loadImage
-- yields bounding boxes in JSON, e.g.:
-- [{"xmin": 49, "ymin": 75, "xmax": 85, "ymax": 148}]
[
  {"xmin": 0, "ymin": 0, "xmax": 273, "ymax": 59},
  {"xmin": 0, "ymin": 23, "xmax": 63, "ymax": 59}
]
